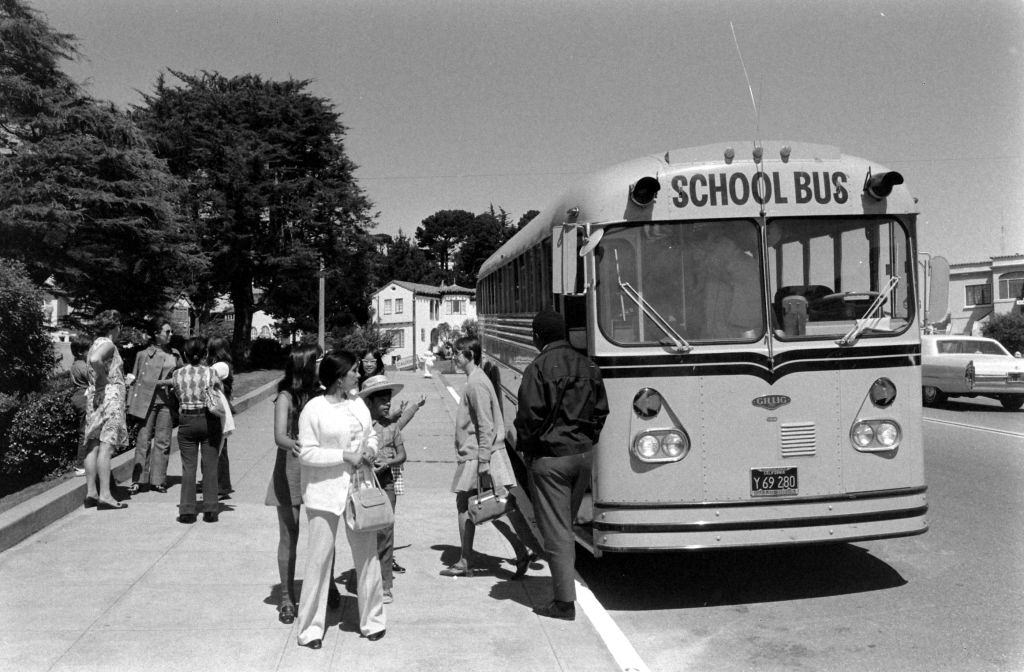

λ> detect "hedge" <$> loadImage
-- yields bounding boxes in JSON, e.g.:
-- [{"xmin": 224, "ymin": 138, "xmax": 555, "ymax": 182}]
[{"xmin": 0, "ymin": 386, "xmax": 79, "ymax": 490}]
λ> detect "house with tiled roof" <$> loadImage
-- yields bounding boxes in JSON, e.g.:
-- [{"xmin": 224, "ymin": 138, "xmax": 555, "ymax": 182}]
[{"xmin": 370, "ymin": 280, "xmax": 476, "ymax": 365}]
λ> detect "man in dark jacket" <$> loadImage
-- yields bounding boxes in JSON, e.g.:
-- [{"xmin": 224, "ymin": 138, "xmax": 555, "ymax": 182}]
[{"xmin": 514, "ymin": 309, "xmax": 608, "ymax": 620}]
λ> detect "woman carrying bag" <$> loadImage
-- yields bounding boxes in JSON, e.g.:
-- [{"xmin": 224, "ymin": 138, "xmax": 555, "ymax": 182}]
[
  {"xmin": 440, "ymin": 335, "xmax": 541, "ymax": 578},
  {"xmin": 170, "ymin": 337, "xmax": 222, "ymax": 524},
  {"xmin": 295, "ymin": 350, "xmax": 386, "ymax": 649}
]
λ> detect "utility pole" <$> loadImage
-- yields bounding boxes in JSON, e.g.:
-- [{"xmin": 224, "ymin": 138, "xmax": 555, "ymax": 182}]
[{"xmin": 318, "ymin": 258, "xmax": 326, "ymax": 351}]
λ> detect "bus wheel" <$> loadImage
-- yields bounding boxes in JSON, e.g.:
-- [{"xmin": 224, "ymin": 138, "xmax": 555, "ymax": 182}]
[
  {"xmin": 922, "ymin": 386, "xmax": 945, "ymax": 406},
  {"xmin": 999, "ymin": 395, "xmax": 1024, "ymax": 411}
]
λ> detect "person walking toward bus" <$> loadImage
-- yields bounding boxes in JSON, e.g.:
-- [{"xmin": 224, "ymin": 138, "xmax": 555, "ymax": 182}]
[
  {"xmin": 126, "ymin": 318, "xmax": 181, "ymax": 494},
  {"xmin": 514, "ymin": 309, "xmax": 608, "ymax": 620},
  {"xmin": 442, "ymin": 335, "xmax": 541, "ymax": 579}
]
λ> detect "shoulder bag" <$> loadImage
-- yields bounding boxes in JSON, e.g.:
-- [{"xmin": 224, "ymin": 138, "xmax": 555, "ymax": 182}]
[
  {"xmin": 467, "ymin": 470, "xmax": 509, "ymax": 526},
  {"xmin": 345, "ymin": 467, "xmax": 394, "ymax": 533}
]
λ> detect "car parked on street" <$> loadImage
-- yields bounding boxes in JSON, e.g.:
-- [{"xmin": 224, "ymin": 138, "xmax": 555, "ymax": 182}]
[{"xmin": 921, "ymin": 335, "xmax": 1024, "ymax": 409}]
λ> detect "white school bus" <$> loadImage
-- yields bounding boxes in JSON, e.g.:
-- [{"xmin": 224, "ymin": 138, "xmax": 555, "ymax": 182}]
[{"xmin": 478, "ymin": 141, "xmax": 935, "ymax": 555}]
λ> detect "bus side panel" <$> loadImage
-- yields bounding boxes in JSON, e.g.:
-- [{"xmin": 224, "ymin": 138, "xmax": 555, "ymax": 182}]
[{"xmin": 838, "ymin": 366, "xmax": 926, "ymax": 493}]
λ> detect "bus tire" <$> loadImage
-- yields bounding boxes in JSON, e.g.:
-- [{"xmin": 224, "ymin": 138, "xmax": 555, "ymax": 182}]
[
  {"xmin": 999, "ymin": 395, "xmax": 1024, "ymax": 411},
  {"xmin": 922, "ymin": 386, "xmax": 945, "ymax": 406}
]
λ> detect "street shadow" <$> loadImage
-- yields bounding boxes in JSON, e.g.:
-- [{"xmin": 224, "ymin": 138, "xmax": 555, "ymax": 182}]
[
  {"xmin": 938, "ymin": 398, "xmax": 1021, "ymax": 413},
  {"xmin": 431, "ymin": 543, "xmax": 509, "ymax": 576},
  {"xmin": 262, "ymin": 579, "xmax": 346, "ymax": 630},
  {"xmin": 575, "ymin": 543, "xmax": 907, "ymax": 610}
]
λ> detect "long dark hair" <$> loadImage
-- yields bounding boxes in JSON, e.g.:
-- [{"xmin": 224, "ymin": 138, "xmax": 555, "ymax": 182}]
[
  {"xmin": 319, "ymin": 350, "xmax": 357, "ymax": 391},
  {"xmin": 206, "ymin": 336, "xmax": 232, "ymax": 366},
  {"xmin": 182, "ymin": 337, "xmax": 206, "ymax": 366},
  {"xmin": 277, "ymin": 343, "xmax": 323, "ymax": 414}
]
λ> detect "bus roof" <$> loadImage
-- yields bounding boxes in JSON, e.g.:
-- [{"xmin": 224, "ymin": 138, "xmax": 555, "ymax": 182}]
[{"xmin": 479, "ymin": 141, "xmax": 916, "ymax": 279}]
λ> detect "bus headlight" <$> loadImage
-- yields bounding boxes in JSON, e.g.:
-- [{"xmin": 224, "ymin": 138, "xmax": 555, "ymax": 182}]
[
  {"xmin": 850, "ymin": 420, "xmax": 901, "ymax": 452},
  {"xmin": 636, "ymin": 435, "xmax": 660, "ymax": 459},
  {"xmin": 632, "ymin": 429, "xmax": 690, "ymax": 463}
]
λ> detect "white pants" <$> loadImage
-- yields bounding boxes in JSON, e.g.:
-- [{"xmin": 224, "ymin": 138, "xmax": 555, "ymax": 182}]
[{"xmin": 296, "ymin": 508, "xmax": 385, "ymax": 644}]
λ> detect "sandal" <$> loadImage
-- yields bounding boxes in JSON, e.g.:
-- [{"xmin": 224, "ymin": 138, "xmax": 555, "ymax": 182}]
[
  {"xmin": 96, "ymin": 499, "xmax": 128, "ymax": 510},
  {"xmin": 278, "ymin": 603, "xmax": 296, "ymax": 624},
  {"xmin": 439, "ymin": 564, "xmax": 473, "ymax": 577}
]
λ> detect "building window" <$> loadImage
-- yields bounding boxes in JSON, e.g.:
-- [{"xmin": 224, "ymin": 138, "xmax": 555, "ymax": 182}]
[
  {"xmin": 383, "ymin": 299, "xmax": 392, "ymax": 315},
  {"xmin": 998, "ymin": 272, "xmax": 1024, "ymax": 301},
  {"xmin": 430, "ymin": 300, "xmax": 439, "ymax": 320},
  {"xmin": 395, "ymin": 298, "xmax": 404, "ymax": 313},
  {"xmin": 965, "ymin": 283, "xmax": 992, "ymax": 306},
  {"xmin": 449, "ymin": 299, "xmax": 464, "ymax": 314},
  {"xmin": 388, "ymin": 329, "xmax": 404, "ymax": 348}
]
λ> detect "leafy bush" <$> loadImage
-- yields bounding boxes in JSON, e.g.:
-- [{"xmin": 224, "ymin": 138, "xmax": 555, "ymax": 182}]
[
  {"xmin": 0, "ymin": 387, "xmax": 79, "ymax": 485},
  {"xmin": 247, "ymin": 337, "xmax": 286, "ymax": 369},
  {"xmin": 0, "ymin": 259, "xmax": 57, "ymax": 394},
  {"xmin": 983, "ymin": 313, "xmax": 1024, "ymax": 355}
]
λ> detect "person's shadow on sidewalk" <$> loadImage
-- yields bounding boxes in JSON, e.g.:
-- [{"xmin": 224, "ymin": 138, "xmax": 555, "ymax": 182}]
[
  {"xmin": 263, "ymin": 580, "xmax": 345, "ymax": 631},
  {"xmin": 431, "ymin": 543, "xmax": 510, "ymax": 577}
]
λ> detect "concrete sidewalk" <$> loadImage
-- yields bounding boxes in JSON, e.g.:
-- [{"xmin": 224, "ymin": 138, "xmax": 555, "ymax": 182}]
[{"xmin": 0, "ymin": 369, "xmax": 619, "ymax": 672}]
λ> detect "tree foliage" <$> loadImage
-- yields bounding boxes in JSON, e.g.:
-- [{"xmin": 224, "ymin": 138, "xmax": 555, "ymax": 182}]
[
  {"xmin": 415, "ymin": 209, "xmax": 474, "ymax": 278},
  {"xmin": 135, "ymin": 70, "xmax": 376, "ymax": 358},
  {"xmin": 0, "ymin": 0, "xmax": 201, "ymax": 321},
  {"xmin": 983, "ymin": 312, "xmax": 1024, "ymax": 356},
  {"xmin": 0, "ymin": 259, "xmax": 56, "ymax": 394},
  {"xmin": 453, "ymin": 207, "xmax": 516, "ymax": 287}
]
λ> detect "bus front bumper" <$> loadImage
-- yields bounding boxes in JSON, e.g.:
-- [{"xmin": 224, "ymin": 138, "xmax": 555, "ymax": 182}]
[{"xmin": 588, "ymin": 488, "xmax": 928, "ymax": 552}]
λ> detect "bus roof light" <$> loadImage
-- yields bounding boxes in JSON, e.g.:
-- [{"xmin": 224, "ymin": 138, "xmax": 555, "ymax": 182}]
[
  {"xmin": 629, "ymin": 176, "xmax": 661, "ymax": 207},
  {"xmin": 863, "ymin": 169, "xmax": 904, "ymax": 200}
]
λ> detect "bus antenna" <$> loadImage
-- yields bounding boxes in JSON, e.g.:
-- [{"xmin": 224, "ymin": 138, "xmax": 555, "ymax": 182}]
[{"xmin": 730, "ymin": 21, "xmax": 761, "ymax": 145}]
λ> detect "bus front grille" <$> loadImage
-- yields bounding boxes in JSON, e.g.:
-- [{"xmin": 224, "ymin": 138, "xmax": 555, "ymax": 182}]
[{"xmin": 780, "ymin": 422, "xmax": 816, "ymax": 457}]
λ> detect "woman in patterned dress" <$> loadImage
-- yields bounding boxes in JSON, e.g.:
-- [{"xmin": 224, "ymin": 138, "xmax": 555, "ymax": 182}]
[{"xmin": 83, "ymin": 310, "xmax": 129, "ymax": 510}]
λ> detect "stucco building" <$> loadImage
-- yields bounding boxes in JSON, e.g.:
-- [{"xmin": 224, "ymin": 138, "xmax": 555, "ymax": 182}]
[
  {"xmin": 369, "ymin": 280, "xmax": 476, "ymax": 365},
  {"xmin": 946, "ymin": 253, "xmax": 1024, "ymax": 335}
]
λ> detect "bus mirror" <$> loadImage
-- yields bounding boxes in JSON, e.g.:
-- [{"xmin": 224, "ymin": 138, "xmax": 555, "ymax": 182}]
[
  {"xmin": 552, "ymin": 223, "xmax": 585, "ymax": 295},
  {"xmin": 579, "ymin": 228, "xmax": 604, "ymax": 257},
  {"xmin": 927, "ymin": 255, "xmax": 949, "ymax": 326}
]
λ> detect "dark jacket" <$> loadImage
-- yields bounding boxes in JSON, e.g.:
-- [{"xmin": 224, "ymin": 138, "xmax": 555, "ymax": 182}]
[{"xmin": 514, "ymin": 340, "xmax": 609, "ymax": 459}]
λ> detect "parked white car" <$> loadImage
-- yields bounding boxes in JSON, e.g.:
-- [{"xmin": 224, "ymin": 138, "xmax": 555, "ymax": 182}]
[{"xmin": 921, "ymin": 335, "xmax": 1024, "ymax": 410}]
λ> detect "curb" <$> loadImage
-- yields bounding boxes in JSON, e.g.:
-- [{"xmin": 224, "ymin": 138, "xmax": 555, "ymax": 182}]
[{"xmin": 0, "ymin": 378, "xmax": 279, "ymax": 553}]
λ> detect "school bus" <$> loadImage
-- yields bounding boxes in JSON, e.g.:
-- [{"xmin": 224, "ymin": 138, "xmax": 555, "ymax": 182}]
[{"xmin": 478, "ymin": 141, "xmax": 933, "ymax": 554}]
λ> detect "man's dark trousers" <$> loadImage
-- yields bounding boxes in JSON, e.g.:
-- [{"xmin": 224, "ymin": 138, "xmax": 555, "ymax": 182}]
[{"xmin": 529, "ymin": 451, "xmax": 592, "ymax": 603}]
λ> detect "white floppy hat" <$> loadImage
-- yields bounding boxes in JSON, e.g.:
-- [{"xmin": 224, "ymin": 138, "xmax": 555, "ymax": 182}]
[{"xmin": 357, "ymin": 374, "xmax": 404, "ymax": 398}]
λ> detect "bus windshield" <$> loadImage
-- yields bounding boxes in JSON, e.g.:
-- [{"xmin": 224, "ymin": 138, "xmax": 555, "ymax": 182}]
[
  {"xmin": 592, "ymin": 216, "xmax": 913, "ymax": 346},
  {"xmin": 767, "ymin": 216, "xmax": 913, "ymax": 340},
  {"xmin": 594, "ymin": 219, "xmax": 764, "ymax": 345}
]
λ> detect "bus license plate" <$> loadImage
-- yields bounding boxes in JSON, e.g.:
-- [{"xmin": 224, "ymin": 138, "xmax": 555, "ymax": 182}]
[{"xmin": 751, "ymin": 467, "xmax": 798, "ymax": 497}]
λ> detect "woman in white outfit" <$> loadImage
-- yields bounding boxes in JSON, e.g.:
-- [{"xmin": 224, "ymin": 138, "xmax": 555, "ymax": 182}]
[{"xmin": 295, "ymin": 350, "xmax": 386, "ymax": 649}]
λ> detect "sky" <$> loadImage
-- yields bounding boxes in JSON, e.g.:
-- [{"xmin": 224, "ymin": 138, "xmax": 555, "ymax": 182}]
[{"xmin": 31, "ymin": 0, "xmax": 1024, "ymax": 264}]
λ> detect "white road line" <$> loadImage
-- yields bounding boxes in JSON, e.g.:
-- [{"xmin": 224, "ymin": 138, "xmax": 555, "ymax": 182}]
[
  {"xmin": 448, "ymin": 382, "xmax": 651, "ymax": 671},
  {"xmin": 924, "ymin": 417, "xmax": 1024, "ymax": 439},
  {"xmin": 575, "ymin": 577, "xmax": 652, "ymax": 672}
]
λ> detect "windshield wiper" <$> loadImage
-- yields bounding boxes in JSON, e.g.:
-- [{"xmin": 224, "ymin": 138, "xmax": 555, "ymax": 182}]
[
  {"xmin": 836, "ymin": 276, "xmax": 899, "ymax": 346},
  {"xmin": 614, "ymin": 250, "xmax": 692, "ymax": 354}
]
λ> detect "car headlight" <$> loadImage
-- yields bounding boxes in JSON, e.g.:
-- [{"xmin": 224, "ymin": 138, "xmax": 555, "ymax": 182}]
[
  {"xmin": 850, "ymin": 420, "xmax": 901, "ymax": 452},
  {"xmin": 632, "ymin": 429, "xmax": 690, "ymax": 463}
]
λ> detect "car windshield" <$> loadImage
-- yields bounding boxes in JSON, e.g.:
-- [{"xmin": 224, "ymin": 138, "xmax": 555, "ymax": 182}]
[
  {"xmin": 767, "ymin": 216, "xmax": 914, "ymax": 340},
  {"xmin": 937, "ymin": 340, "xmax": 1008, "ymax": 356},
  {"xmin": 593, "ymin": 219, "xmax": 764, "ymax": 345}
]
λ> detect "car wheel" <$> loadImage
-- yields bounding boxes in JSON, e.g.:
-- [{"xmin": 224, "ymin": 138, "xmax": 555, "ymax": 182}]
[
  {"xmin": 999, "ymin": 395, "xmax": 1024, "ymax": 411},
  {"xmin": 922, "ymin": 386, "xmax": 945, "ymax": 406}
]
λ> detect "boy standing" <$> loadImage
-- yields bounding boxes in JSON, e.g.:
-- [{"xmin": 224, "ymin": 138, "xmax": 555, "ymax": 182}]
[{"xmin": 357, "ymin": 374, "xmax": 407, "ymax": 605}]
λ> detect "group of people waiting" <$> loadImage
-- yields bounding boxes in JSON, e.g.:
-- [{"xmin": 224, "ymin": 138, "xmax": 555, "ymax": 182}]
[
  {"xmin": 70, "ymin": 311, "xmax": 235, "ymax": 521},
  {"xmin": 73, "ymin": 307, "xmax": 608, "ymax": 649}
]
